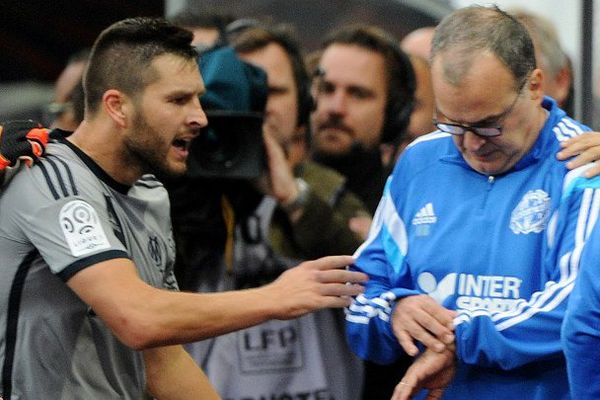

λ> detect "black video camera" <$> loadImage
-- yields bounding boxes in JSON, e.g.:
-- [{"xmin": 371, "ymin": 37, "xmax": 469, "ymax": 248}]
[
  {"xmin": 186, "ymin": 45, "xmax": 268, "ymax": 180},
  {"xmin": 186, "ymin": 110, "xmax": 265, "ymax": 180}
]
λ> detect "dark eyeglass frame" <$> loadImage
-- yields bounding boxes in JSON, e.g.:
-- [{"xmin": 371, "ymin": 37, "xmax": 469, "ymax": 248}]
[{"xmin": 432, "ymin": 77, "xmax": 528, "ymax": 138}]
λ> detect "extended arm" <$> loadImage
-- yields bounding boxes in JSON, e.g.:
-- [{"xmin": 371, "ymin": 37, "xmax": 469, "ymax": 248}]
[{"xmin": 67, "ymin": 255, "xmax": 366, "ymax": 349}]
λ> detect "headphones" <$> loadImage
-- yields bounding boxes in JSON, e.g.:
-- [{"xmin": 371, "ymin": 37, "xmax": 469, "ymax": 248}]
[
  {"xmin": 282, "ymin": 38, "xmax": 313, "ymax": 128},
  {"xmin": 317, "ymin": 26, "xmax": 417, "ymax": 146},
  {"xmin": 380, "ymin": 42, "xmax": 416, "ymax": 145}
]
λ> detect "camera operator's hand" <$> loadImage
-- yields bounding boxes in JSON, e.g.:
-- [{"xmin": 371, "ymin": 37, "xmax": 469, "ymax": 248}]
[
  {"xmin": 0, "ymin": 120, "xmax": 49, "ymax": 170},
  {"xmin": 257, "ymin": 132, "xmax": 309, "ymax": 220}
]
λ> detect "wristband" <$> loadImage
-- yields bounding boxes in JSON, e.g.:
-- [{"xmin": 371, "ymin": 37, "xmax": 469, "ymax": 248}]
[{"xmin": 281, "ymin": 178, "xmax": 310, "ymax": 213}]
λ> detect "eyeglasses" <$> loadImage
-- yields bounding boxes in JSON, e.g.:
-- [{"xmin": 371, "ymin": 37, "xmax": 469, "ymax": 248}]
[
  {"xmin": 433, "ymin": 78, "xmax": 527, "ymax": 138},
  {"xmin": 45, "ymin": 102, "xmax": 73, "ymax": 117}
]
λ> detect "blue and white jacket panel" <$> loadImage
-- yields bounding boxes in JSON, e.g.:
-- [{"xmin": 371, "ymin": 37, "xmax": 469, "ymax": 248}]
[
  {"xmin": 346, "ymin": 98, "xmax": 595, "ymax": 374},
  {"xmin": 562, "ymin": 188, "xmax": 600, "ymax": 400}
]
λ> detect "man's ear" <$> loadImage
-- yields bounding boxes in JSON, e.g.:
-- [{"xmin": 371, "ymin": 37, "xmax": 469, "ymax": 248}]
[
  {"xmin": 528, "ymin": 68, "xmax": 545, "ymax": 101},
  {"xmin": 551, "ymin": 66, "xmax": 572, "ymax": 106},
  {"xmin": 103, "ymin": 89, "xmax": 130, "ymax": 128}
]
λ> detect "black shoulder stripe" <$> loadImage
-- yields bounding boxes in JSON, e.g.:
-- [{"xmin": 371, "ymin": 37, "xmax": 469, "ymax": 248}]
[
  {"xmin": 37, "ymin": 161, "xmax": 60, "ymax": 200},
  {"xmin": 47, "ymin": 155, "xmax": 78, "ymax": 196},
  {"xmin": 44, "ymin": 157, "xmax": 70, "ymax": 198},
  {"xmin": 2, "ymin": 249, "xmax": 38, "ymax": 400}
]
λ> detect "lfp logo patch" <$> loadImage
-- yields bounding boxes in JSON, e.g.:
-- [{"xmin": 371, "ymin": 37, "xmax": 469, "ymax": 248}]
[{"xmin": 59, "ymin": 200, "xmax": 111, "ymax": 256}]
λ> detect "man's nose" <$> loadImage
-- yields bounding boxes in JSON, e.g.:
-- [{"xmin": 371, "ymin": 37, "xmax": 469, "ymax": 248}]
[
  {"xmin": 189, "ymin": 97, "xmax": 208, "ymax": 131},
  {"xmin": 462, "ymin": 130, "xmax": 488, "ymax": 151},
  {"xmin": 323, "ymin": 90, "xmax": 348, "ymax": 116}
]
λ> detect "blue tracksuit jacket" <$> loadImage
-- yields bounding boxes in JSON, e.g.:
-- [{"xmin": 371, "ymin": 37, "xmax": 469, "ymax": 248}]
[
  {"xmin": 562, "ymin": 201, "xmax": 600, "ymax": 399},
  {"xmin": 346, "ymin": 98, "xmax": 599, "ymax": 399}
]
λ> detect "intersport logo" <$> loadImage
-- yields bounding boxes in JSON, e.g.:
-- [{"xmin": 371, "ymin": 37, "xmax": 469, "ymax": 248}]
[{"xmin": 417, "ymin": 271, "xmax": 523, "ymax": 313}]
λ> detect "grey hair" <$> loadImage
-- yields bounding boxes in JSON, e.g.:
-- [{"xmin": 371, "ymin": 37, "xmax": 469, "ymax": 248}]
[{"xmin": 430, "ymin": 5, "xmax": 536, "ymax": 89}]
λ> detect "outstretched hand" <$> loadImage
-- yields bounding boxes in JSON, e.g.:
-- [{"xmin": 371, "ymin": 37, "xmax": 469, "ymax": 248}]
[
  {"xmin": 0, "ymin": 120, "xmax": 49, "ymax": 170},
  {"xmin": 266, "ymin": 255, "xmax": 368, "ymax": 319}
]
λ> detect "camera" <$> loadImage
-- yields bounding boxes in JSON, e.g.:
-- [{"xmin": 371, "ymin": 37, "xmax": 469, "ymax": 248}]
[
  {"xmin": 183, "ymin": 45, "xmax": 268, "ymax": 180},
  {"xmin": 186, "ymin": 110, "xmax": 265, "ymax": 180}
]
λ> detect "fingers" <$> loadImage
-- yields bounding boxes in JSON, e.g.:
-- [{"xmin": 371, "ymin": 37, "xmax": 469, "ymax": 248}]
[
  {"xmin": 396, "ymin": 329, "xmax": 420, "ymax": 357},
  {"xmin": 21, "ymin": 155, "xmax": 35, "ymax": 168},
  {"xmin": 262, "ymin": 132, "xmax": 281, "ymax": 168},
  {"xmin": 393, "ymin": 296, "xmax": 455, "ymax": 355},
  {"xmin": 566, "ymin": 152, "xmax": 600, "ymax": 170},
  {"xmin": 26, "ymin": 128, "xmax": 50, "ymax": 161},
  {"xmin": 319, "ymin": 283, "xmax": 365, "ymax": 297},
  {"xmin": 391, "ymin": 380, "xmax": 418, "ymax": 400},
  {"xmin": 391, "ymin": 348, "xmax": 455, "ymax": 400},
  {"xmin": 303, "ymin": 255, "xmax": 356, "ymax": 271},
  {"xmin": 316, "ymin": 268, "xmax": 368, "ymax": 284},
  {"xmin": 583, "ymin": 162, "xmax": 600, "ymax": 178},
  {"xmin": 557, "ymin": 137, "xmax": 583, "ymax": 159},
  {"xmin": 0, "ymin": 121, "xmax": 47, "ymax": 169},
  {"xmin": 26, "ymin": 127, "xmax": 50, "ymax": 146},
  {"xmin": 398, "ymin": 312, "xmax": 451, "ymax": 354},
  {"xmin": 557, "ymin": 134, "xmax": 600, "ymax": 174},
  {"xmin": 319, "ymin": 295, "xmax": 354, "ymax": 309},
  {"xmin": 305, "ymin": 256, "xmax": 368, "ymax": 286}
]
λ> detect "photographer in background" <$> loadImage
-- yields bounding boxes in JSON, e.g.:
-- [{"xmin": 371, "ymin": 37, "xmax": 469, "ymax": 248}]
[
  {"xmin": 232, "ymin": 25, "xmax": 369, "ymax": 260},
  {"xmin": 169, "ymin": 25, "xmax": 368, "ymax": 400}
]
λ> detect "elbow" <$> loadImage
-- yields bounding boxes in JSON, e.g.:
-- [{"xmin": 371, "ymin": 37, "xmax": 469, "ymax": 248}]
[
  {"xmin": 109, "ymin": 312, "xmax": 166, "ymax": 350},
  {"xmin": 118, "ymin": 330, "xmax": 156, "ymax": 351}
]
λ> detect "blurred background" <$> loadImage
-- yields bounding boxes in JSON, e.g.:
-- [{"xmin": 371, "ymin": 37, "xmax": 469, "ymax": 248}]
[{"xmin": 0, "ymin": 0, "xmax": 596, "ymax": 126}]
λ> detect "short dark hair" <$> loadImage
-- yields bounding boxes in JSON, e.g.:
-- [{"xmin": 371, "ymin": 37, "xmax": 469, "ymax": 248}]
[
  {"xmin": 431, "ymin": 6, "xmax": 536, "ymax": 90},
  {"xmin": 320, "ymin": 25, "xmax": 415, "ymax": 144},
  {"xmin": 84, "ymin": 17, "xmax": 197, "ymax": 115},
  {"xmin": 231, "ymin": 24, "xmax": 311, "ymax": 127}
]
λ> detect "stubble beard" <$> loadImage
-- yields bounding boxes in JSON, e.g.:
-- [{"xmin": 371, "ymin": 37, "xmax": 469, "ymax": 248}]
[{"xmin": 124, "ymin": 109, "xmax": 184, "ymax": 180}]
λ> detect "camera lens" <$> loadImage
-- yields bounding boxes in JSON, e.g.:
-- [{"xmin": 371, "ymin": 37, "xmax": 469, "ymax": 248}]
[
  {"xmin": 186, "ymin": 111, "xmax": 264, "ymax": 179},
  {"xmin": 200, "ymin": 126, "xmax": 237, "ymax": 168}
]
